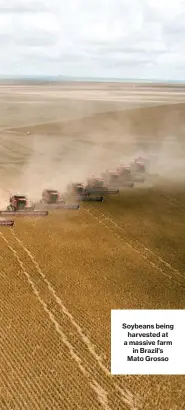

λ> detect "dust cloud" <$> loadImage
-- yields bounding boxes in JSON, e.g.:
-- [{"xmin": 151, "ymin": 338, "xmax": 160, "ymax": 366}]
[
  {"xmin": 150, "ymin": 135, "xmax": 185, "ymax": 180},
  {"xmin": 10, "ymin": 129, "xmax": 185, "ymax": 205},
  {"xmin": 16, "ymin": 134, "xmax": 123, "ymax": 201},
  {"xmin": 0, "ymin": 94, "xmax": 185, "ymax": 208}
]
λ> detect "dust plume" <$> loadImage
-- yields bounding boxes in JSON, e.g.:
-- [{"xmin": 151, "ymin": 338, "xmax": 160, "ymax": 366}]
[
  {"xmin": 8, "ymin": 127, "xmax": 185, "ymax": 203},
  {"xmin": 15, "ymin": 133, "xmax": 125, "ymax": 201},
  {"xmin": 0, "ymin": 188, "xmax": 9, "ymax": 209},
  {"xmin": 2, "ymin": 95, "xmax": 185, "ymax": 203}
]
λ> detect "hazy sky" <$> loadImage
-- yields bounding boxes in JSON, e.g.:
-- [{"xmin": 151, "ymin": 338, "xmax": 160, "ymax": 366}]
[{"xmin": 0, "ymin": 0, "xmax": 185, "ymax": 80}]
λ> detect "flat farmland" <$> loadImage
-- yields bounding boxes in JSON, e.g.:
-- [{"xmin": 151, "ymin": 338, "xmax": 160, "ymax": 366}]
[{"xmin": 0, "ymin": 82, "xmax": 185, "ymax": 410}]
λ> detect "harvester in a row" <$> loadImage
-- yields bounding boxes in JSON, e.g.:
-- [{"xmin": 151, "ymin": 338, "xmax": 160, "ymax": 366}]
[
  {"xmin": 0, "ymin": 194, "xmax": 48, "ymax": 225},
  {"xmin": 85, "ymin": 176, "xmax": 119, "ymax": 194},
  {"xmin": 0, "ymin": 191, "xmax": 80, "ymax": 217},
  {"xmin": 101, "ymin": 168, "xmax": 134, "ymax": 188},
  {"xmin": 66, "ymin": 183, "xmax": 104, "ymax": 201},
  {"xmin": 0, "ymin": 195, "xmax": 48, "ymax": 216},
  {"xmin": 0, "ymin": 184, "xmax": 106, "ymax": 220},
  {"xmin": 41, "ymin": 189, "xmax": 80, "ymax": 209},
  {"xmin": 0, "ymin": 184, "xmax": 107, "ymax": 220},
  {"xmin": 102, "ymin": 157, "xmax": 146, "ymax": 187},
  {"xmin": 130, "ymin": 157, "xmax": 146, "ymax": 182},
  {"xmin": 0, "ymin": 156, "xmax": 146, "ymax": 223}
]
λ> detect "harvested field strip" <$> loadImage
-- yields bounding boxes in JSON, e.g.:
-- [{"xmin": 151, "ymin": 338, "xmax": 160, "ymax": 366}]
[
  {"xmin": 0, "ymin": 139, "xmax": 30, "ymax": 158},
  {"xmin": 0, "ymin": 134, "xmax": 50, "ymax": 158},
  {"xmin": 0, "ymin": 132, "xmax": 108, "ymax": 171}
]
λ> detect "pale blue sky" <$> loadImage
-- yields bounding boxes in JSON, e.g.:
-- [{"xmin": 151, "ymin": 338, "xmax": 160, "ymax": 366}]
[{"xmin": 0, "ymin": 0, "xmax": 185, "ymax": 80}]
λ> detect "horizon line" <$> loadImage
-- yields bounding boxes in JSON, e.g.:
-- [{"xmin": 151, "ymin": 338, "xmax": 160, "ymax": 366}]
[{"xmin": 0, "ymin": 75, "xmax": 184, "ymax": 84}]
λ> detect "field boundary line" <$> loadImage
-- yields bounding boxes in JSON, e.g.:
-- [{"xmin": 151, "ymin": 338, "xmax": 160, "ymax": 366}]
[
  {"xmin": 0, "ymin": 231, "xmax": 114, "ymax": 410},
  {"xmin": 83, "ymin": 207, "xmax": 185, "ymax": 290},
  {"xmin": 8, "ymin": 229, "xmax": 140, "ymax": 410}
]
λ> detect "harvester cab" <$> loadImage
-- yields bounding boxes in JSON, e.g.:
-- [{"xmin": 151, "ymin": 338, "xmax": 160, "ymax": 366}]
[
  {"xmin": 8, "ymin": 195, "xmax": 31, "ymax": 211},
  {"xmin": 72, "ymin": 183, "xmax": 86, "ymax": 195}
]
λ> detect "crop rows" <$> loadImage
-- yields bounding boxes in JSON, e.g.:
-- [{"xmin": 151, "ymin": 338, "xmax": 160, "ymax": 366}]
[
  {"xmin": 1, "ymin": 195, "xmax": 185, "ymax": 409},
  {"xmin": 0, "ymin": 219, "xmax": 141, "ymax": 410}
]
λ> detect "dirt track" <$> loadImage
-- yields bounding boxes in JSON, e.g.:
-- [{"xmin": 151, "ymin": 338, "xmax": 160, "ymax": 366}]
[{"xmin": 0, "ymin": 82, "xmax": 185, "ymax": 410}]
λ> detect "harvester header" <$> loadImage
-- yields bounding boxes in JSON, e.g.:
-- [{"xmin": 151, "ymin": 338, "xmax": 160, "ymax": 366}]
[{"xmin": 0, "ymin": 219, "xmax": 14, "ymax": 226}]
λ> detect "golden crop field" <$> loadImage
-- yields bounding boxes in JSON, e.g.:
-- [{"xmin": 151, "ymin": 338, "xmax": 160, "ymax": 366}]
[{"xmin": 0, "ymin": 83, "xmax": 185, "ymax": 410}]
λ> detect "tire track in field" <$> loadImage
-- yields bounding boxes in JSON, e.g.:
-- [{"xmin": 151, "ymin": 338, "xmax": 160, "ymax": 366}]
[
  {"xmin": 0, "ymin": 231, "xmax": 112, "ymax": 410},
  {"xmin": 7, "ymin": 228, "xmax": 141, "ymax": 410},
  {"xmin": 82, "ymin": 207, "xmax": 185, "ymax": 289}
]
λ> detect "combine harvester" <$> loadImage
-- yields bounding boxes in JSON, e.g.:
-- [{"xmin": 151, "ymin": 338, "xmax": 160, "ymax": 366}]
[
  {"xmin": 41, "ymin": 189, "xmax": 80, "ymax": 210},
  {"xmin": 130, "ymin": 157, "xmax": 146, "ymax": 182},
  {"xmin": 85, "ymin": 176, "xmax": 119, "ymax": 195},
  {"xmin": 101, "ymin": 169, "xmax": 134, "ymax": 189},
  {"xmin": 0, "ymin": 194, "xmax": 48, "ymax": 216},
  {"xmin": 67, "ymin": 183, "xmax": 104, "ymax": 202},
  {"xmin": 101, "ymin": 169, "xmax": 120, "ymax": 189},
  {"xmin": 116, "ymin": 165, "xmax": 134, "ymax": 187}
]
